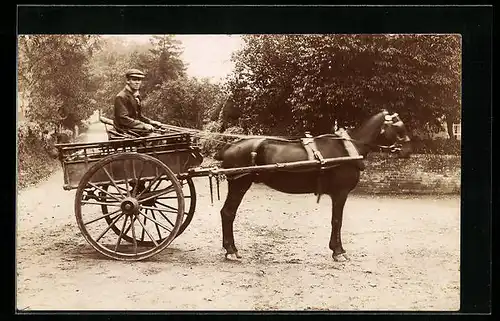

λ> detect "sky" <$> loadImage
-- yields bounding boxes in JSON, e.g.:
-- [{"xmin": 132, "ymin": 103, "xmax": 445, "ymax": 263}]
[
  {"xmin": 107, "ymin": 35, "xmax": 244, "ymax": 82},
  {"xmin": 175, "ymin": 35, "xmax": 244, "ymax": 81}
]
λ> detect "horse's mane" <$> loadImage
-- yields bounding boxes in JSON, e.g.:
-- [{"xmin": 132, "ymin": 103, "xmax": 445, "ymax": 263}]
[
  {"xmin": 217, "ymin": 110, "xmax": 387, "ymax": 156},
  {"xmin": 351, "ymin": 111, "xmax": 386, "ymax": 141}
]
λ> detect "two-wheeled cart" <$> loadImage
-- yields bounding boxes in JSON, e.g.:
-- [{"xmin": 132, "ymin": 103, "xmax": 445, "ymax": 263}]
[{"xmin": 55, "ymin": 119, "xmax": 362, "ymax": 261}]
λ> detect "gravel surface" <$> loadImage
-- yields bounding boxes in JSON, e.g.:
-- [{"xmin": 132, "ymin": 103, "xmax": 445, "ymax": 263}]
[{"xmin": 16, "ymin": 122, "xmax": 460, "ymax": 311}]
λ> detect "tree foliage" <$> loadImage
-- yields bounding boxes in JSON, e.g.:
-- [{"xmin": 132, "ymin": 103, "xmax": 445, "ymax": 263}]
[
  {"xmin": 125, "ymin": 35, "xmax": 226, "ymax": 129},
  {"xmin": 87, "ymin": 35, "xmax": 226, "ymax": 129},
  {"xmin": 140, "ymin": 35, "xmax": 187, "ymax": 93},
  {"xmin": 144, "ymin": 77, "xmax": 225, "ymax": 129},
  {"xmin": 225, "ymin": 34, "xmax": 461, "ymax": 137},
  {"xmin": 18, "ymin": 35, "xmax": 101, "ymax": 130},
  {"xmin": 89, "ymin": 37, "xmax": 143, "ymax": 117}
]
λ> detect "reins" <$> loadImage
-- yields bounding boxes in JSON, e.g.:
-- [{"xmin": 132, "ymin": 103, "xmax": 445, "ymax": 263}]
[
  {"xmin": 157, "ymin": 124, "xmax": 306, "ymax": 145},
  {"xmin": 156, "ymin": 123, "xmax": 403, "ymax": 152}
]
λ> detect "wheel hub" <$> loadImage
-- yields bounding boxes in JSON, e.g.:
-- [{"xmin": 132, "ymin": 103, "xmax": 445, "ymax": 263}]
[{"xmin": 120, "ymin": 197, "xmax": 139, "ymax": 215}]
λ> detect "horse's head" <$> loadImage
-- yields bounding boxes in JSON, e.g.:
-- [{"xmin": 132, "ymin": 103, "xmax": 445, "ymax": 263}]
[{"xmin": 377, "ymin": 111, "xmax": 412, "ymax": 158}]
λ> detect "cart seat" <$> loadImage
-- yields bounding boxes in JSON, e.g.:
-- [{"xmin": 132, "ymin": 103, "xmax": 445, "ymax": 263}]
[{"xmin": 100, "ymin": 116, "xmax": 142, "ymax": 140}]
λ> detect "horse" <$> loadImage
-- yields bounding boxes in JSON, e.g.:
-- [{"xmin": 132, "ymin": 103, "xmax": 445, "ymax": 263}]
[{"xmin": 214, "ymin": 109, "xmax": 412, "ymax": 262}]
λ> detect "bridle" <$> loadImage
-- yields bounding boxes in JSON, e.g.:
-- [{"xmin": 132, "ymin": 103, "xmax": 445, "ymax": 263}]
[
  {"xmin": 332, "ymin": 111, "xmax": 410, "ymax": 154},
  {"xmin": 376, "ymin": 112, "xmax": 410, "ymax": 153}
]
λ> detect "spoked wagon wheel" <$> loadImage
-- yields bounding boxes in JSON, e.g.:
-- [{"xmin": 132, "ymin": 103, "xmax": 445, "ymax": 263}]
[
  {"xmin": 100, "ymin": 177, "xmax": 196, "ymax": 243},
  {"xmin": 75, "ymin": 152, "xmax": 184, "ymax": 261}
]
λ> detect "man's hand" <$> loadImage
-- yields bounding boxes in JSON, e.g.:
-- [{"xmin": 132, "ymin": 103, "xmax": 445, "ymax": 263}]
[
  {"xmin": 150, "ymin": 120, "xmax": 162, "ymax": 127},
  {"xmin": 143, "ymin": 123, "xmax": 155, "ymax": 131}
]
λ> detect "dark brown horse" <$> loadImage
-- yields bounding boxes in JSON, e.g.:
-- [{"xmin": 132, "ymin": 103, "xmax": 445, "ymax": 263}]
[{"xmin": 215, "ymin": 110, "xmax": 412, "ymax": 262}]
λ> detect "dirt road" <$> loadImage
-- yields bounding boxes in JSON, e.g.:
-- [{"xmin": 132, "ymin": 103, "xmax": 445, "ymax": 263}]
[{"xmin": 16, "ymin": 122, "xmax": 460, "ymax": 311}]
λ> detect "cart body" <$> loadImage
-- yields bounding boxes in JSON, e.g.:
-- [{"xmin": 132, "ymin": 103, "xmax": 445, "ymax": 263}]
[{"xmin": 56, "ymin": 133, "xmax": 203, "ymax": 190}]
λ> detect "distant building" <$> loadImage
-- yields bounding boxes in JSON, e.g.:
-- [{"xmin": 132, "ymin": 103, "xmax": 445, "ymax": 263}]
[
  {"xmin": 451, "ymin": 123, "xmax": 461, "ymax": 140},
  {"xmin": 412, "ymin": 118, "xmax": 461, "ymax": 141}
]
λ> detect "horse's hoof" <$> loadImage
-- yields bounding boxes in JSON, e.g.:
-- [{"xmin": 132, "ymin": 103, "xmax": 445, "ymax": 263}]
[
  {"xmin": 225, "ymin": 252, "xmax": 242, "ymax": 261},
  {"xmin": 333, "ymin": 253, "xmax": 349, "ymax": 262}
]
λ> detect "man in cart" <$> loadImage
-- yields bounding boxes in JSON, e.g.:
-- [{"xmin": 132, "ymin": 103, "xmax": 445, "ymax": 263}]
[{"xmin": 113, "ymin": 68, "xmax": 163, "ymax": 136}]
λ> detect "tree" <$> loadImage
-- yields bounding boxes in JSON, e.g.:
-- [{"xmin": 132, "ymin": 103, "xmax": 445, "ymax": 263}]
[
  {"xmin": 18, "ymin": 35, "xmax": 101, "ymax": 131},
  {"xmin": 225, "ymin": 34, "xmax": 461, "ymax": 137},
  {"xmin": 144, "ymin": 77, "xmax": 226, "ymax": 130},
  {"xmin": 130, "ymin": 35, "xmax": 227, "ymax": 129},
  {"xmin": 89, "ymin": 36, "xmax": 149, "ymax": 117},
  {"xmin": 137, "ymin": 35, "xmax": 187, "ymax": 95},
  {"xmin": 88, "ymin": 35, "xmax": 227, "ymax": 131}
]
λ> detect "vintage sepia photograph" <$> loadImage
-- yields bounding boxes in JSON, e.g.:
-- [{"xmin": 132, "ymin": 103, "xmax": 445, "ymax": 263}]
[{"xmin": 16, "ymin": 31, "xmax": 463, "ymax": 311}]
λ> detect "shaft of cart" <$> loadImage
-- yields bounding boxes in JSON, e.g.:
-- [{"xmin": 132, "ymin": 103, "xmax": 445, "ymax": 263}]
[{"xmin": 182, "ymin": 155, "xmax": 363, "ymax": 179}]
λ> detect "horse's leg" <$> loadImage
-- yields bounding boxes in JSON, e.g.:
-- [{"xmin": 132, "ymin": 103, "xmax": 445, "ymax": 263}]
[
  {"xmin": 220, "ymin": 175, "xmax": 253, "ymax": 261},
  {"xmin": 329, "ymin": 191, "xmax": 350, "ymax": 262}
]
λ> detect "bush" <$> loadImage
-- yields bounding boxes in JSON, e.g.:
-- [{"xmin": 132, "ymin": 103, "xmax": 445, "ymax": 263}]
[
  {"xmin": 18, "ymin": 121, "xmax": 59, "ymax": 189},
  {"xmin": 199, "ymin": 123, "xmax": 245, "ymax": 158},
  {"xmin": 410, "ymin": 138, "xmax": 461, "ymax": 155}
]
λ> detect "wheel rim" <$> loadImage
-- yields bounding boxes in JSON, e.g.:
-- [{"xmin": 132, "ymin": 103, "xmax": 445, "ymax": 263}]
[
  {"xmin": 175, "ymin": 177, "xmax": 196, "ymax": 238},
  {"xmin": 75, "ymin": 152, "xmax": 184, "ymax": 261}
]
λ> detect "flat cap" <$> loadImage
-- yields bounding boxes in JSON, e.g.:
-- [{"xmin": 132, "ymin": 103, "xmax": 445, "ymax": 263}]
[{"xmin": 125, "ymin": 68, "xmax": 145, "ymax": 78}]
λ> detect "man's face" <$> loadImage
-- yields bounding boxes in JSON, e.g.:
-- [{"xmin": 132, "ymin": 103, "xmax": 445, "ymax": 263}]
[{"xmin": 127, "ymin": 77, "xmax": 143, "ymax": 91}]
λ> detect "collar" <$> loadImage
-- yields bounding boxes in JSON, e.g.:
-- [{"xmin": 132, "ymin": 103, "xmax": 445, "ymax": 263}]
[{"xmin": 125, "ymin": 85, "xmax": 140, "ymax": 97}]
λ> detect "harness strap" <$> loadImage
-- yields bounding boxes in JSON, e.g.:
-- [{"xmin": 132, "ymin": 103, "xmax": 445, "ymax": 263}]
[
  {"xmin": 250, "ymin": 138, "xmax": 268, "ymax": 165},
  {"xmin": 335, "ymin": 128, "xmax": 365, "ymax": 171},
  {"xmin": 301, "ymin": 136, "xmax": 327, "ymax": 204},
  {"xmin": 335, "ymin": 128, "xmax": 360, "ymax": 157},
  {"xmin": 226, "ymin": 137, "xmax": 267, "ymax": 181},
  {"xmin": 301, "ymin": 137, "xmax": 325, "ymax": 164}
]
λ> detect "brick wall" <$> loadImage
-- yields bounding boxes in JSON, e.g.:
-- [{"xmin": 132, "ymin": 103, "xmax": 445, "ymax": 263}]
[{"xmin": 353, "ymin": 153, "xmax": 461, "ymax": 195}]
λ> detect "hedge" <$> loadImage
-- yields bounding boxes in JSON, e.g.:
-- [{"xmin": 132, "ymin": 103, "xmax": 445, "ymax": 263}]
[
  {"xmin": 17, "ymin": 121, "xmax": 59, "ymax": 189},
  {"xmin": 354, "ymin": 153, "xmax": 461, "ymax": 194},
  {"xmin": 410, "ymin": 138, "xmax": 461, "ymax": 155}
]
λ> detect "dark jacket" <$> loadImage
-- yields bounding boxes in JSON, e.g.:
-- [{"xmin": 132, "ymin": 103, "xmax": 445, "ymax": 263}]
[{"xmin": 113, "ymin": 86, "xmax": 153, "ymax": 130}]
